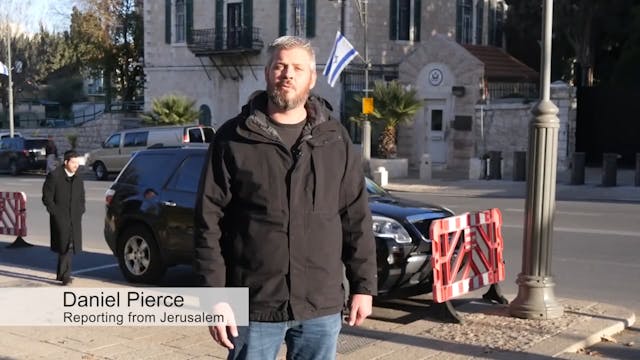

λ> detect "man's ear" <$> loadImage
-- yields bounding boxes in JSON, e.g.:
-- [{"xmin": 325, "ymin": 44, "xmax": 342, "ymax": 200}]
[{"xmin": 309, "ymin": 69, "xmax": 317, "ymax": 90}]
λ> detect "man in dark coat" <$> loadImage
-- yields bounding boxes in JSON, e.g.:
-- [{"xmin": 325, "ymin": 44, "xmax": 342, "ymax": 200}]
[
  {"xmin": 42, "ymin": 150, "xmax": 86, "ymax": 285},
  {"xmin": 195, "ymin": 36, "xmax": 377, "ymax": 359}
]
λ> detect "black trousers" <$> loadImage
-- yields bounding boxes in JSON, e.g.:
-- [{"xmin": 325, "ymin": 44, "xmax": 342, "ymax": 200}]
[{"xmin": 56, "ymin": 243, "xmax": 73, "ymax": 281}]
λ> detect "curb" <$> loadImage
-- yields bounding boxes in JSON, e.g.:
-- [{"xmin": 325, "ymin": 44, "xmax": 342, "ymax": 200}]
[{"xmin": 553, "ymin": 306, "xmax": 636, "ymax": 356}]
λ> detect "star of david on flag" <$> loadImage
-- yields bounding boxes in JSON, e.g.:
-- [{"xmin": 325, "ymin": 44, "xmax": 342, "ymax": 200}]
[{"xmin": 323, "ymin": 31, "xmax": 358, "ymax": 87}]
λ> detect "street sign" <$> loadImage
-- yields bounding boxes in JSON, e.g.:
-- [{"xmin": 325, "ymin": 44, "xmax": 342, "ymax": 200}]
[{"xmin": 362, "ymin": 97, "xmax": 373, "ymax": 114}]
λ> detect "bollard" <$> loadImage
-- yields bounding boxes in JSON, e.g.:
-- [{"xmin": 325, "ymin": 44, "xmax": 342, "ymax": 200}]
[
  {"xmin": 420, "ymin": 154, "xmax": 432, "ymax": 181},
  {"xmin": 488, "ymin": 151, "xmax": 502, "ymax": 180},
  {"xmin": 513, "ymin": 151, "xmax": 527, "ymax": 181},
  {"xmin": 635, "ymin": 153, "xmax": 640, "ymax": 187},
  {"xmin": 373, "ymin": 166, "xmax": 388, "ymax": 187},
  {"xmin": 601, "ymin": 153, "xmax": 619, "ymax": 187},
  {"xmin": 570, "ymin": 152, "xmax": 586, "ymax": 185}
]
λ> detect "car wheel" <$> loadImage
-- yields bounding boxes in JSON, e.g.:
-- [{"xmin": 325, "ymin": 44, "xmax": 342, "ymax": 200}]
[
  {"xmin": 117, "ymin": 225, "xmax": 165, "ymax": 283},
  {"xmin": 93, "ymin": 162, "xmax": 108, "ymax": 180},
  {"xmin": 9, "ymin": 161, "xmax": 19, "ymax": 176}
]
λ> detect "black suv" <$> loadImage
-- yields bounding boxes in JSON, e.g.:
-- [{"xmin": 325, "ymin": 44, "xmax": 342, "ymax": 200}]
[
  {"xmin": 0, "ymin": 137, "xmax": 49, "ymax": 175},
  {"xmin": 104, "ymin": 146, "xmax": 453, "ymax": 296}
]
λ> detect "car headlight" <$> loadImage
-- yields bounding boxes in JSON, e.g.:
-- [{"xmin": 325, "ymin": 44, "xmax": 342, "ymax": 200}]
[{"xmin": 372, "ymin": 215, "xmax": 412, "ymax": 244}]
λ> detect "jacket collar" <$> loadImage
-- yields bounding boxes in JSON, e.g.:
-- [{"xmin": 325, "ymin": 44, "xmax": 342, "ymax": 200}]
[{"xmin": 236, "ymin": 91, "xmax": 338, "ymax": 143}]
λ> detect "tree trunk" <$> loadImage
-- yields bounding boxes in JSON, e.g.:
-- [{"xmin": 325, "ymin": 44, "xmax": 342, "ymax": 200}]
[{"xmin": 377, "ymin": 125, "xmax": 397, "ymax": 159}]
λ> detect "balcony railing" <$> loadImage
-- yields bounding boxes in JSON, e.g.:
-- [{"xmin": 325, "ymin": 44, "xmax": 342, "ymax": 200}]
[{"xmin": 187, "ymin": 27, "xmax": 263, "ymax": 56}]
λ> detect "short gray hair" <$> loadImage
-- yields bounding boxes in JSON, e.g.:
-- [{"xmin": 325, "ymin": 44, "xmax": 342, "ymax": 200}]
[{"xmin": 266, "ymin": 36, "xmax": 316, "ymax": 71}]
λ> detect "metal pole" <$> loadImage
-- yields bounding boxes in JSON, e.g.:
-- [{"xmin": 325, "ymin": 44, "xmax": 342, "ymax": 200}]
[
  {"xmin": 361, "ymin": 0, "xmax": 371, "ymax": 168},
  {"xmin": 6, "ymin": 31, "xmax": 14, "ymax": 137},
  {"xmin": 509, "ymin": 0, "xmax": 563, "ymax": 319}
]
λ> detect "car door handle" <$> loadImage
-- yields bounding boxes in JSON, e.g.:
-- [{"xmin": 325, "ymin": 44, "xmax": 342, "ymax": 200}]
[{"xmin": 162, "ymin": 201, "xmax": 177, "ymax": 207}]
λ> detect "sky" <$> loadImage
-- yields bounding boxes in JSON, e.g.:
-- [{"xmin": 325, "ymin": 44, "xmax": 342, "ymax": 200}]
[{"xmin": 4, "ymin": 0, "xmax": 76, "ymax": 34}]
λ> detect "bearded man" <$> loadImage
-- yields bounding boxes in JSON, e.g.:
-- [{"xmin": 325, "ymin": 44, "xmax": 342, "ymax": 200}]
[{"xmin": 194, "ymin": 36, "xmax": 377, "ymax": 360}]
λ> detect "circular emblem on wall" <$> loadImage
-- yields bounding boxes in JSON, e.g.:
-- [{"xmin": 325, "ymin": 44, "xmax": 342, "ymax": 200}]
[{"xmin": 428, "ymin": 68, "xmax": 444, "ymax": 86}]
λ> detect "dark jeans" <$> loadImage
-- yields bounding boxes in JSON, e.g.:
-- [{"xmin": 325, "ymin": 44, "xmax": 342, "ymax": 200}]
[{"xmin": 228, "ymin": 313, "xmax": 342, "ymax": 360}]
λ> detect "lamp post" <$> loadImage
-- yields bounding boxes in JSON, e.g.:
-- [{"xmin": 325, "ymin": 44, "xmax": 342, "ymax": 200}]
[{"xmin": 509, "ymin": 0, "xmax": 563, "ymax": 319}]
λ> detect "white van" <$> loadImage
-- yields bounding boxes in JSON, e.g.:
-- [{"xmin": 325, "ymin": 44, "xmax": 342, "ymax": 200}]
[{"xmin": 87, "ymin": 125, "xmax": 215, "ymax": 180}]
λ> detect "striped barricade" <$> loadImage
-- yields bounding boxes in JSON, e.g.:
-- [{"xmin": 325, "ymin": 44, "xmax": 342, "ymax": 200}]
[
  {"xmin": 0, "ymin": 192, "xmax": 27, "ymax": 237},
  {"xmin": 429, "ymin": 208, "xmax": 505, "ymax": 303}
]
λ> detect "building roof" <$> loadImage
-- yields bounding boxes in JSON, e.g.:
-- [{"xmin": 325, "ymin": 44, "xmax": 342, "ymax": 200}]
[{"xmin": 462, "ymin": 45, "xmax": 538, "ymax": 82}]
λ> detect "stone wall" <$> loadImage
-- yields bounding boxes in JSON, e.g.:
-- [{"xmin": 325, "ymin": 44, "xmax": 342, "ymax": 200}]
[
  {"xmin": 472, "ymin": 82, "xmax": 576, "ymax": 179},
  {"xmin": 15, "ymin": 113, "xmax": 134, "ymax": 157}
]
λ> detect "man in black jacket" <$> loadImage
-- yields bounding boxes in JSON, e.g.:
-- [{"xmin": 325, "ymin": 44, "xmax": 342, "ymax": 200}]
[
  {"xmin": 42, "ymin": 150, "xmax": 85, "ymax": 285},
  {"xmin": 195, "ymin": 36, "xmax": 377, "ymax": 359}
]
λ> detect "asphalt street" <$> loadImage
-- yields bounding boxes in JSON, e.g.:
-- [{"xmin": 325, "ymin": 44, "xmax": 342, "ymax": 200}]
[{"xmin": 1, "ymin": 171, "xmax": 639, "ymax": 358}]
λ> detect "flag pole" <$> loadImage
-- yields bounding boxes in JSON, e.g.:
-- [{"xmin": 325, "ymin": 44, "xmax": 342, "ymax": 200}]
[
  {"xmin": 360, "ymin": 0, "xmax": 371, "ymax": 172},
  {"xmin": 5, "ymin": 29, "xmax": 14, "ymax": 137}
]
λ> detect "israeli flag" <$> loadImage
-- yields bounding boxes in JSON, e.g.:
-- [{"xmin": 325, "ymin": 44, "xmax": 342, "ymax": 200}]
[
  {"xmin": 0, "ymin": 61, "xmax": 8, "ymax": 76},
  {"xmin": 323, "ymin": 31, "xmax": 358, "ymax": 87}
]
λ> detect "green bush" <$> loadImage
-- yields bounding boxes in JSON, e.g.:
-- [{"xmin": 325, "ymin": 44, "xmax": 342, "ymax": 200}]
[{"xmin": 141, "ymin": 94, "xmax": 199, "ymax": 125}]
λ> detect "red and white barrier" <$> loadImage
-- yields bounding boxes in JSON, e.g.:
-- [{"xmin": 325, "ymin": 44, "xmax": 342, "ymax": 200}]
[
  {"xmin": 0, "ymin": 192, "xmax": 27, "ymax": 237},
  {"xmin": 430, "ymin": 208, "xmax": 505, "ymax": 303}
]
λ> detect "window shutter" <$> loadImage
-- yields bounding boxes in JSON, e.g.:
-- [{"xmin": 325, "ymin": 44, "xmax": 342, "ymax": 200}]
[
  {"xmin": 243, "ymin": 0, "xmax": 253, "ymax": 28},
  {"xmin": 186, "ymin": 0, "xmax": 193, "ymax": 43},
  {"xmin": 306, "ymin": 0, "xmax": 316, "ymax": 38},
  {"xmin": 243, "ymin": 0, "xmax": 253, "ymax": 45},
  {"xmin": 389, "ymin": 0, "xmax": 397, "ymax": 40},
  {"xmin": 413, "ymin": 0, "xmax": 420, "ymax": 41},
  {"xmin": 215, "ymin": 0, "xmax": 223, "ymax": 49},
  {"xmin": 165, "ymin": 0, "xmax": 171, "ymax": 44},
  {"xmin": 279, "ymin": 0, "xmax": 287, "ymax": 36}
]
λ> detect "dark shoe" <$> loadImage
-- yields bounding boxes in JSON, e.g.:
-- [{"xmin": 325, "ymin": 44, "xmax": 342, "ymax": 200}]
[{"xmin": 61, "ymin": 277, "xmax": 73, "ymax": 286}]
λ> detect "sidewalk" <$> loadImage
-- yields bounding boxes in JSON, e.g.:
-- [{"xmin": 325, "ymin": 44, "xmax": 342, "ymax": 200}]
[
  {"xmin": 0, "ymin": 265, "xmax": 635, "ymax": 359},
  {"xmin": 383, "ymin": 167, "xmax": 640, "ymax": 203}
]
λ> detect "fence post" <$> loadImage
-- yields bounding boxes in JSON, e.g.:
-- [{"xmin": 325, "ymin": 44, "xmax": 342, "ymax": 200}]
[
  {"xmin": 513, "ymin": 151, "xmax": 527, "ymax": 181},
  {"xmin": 635, "ymin": 153, "xmax": 640, "ymax": 187},
  {"xmin": 570, "ymin": 152, "xmax": 586, "ymax": 185},
  {"xmin": 488, "ymin": 151, "xmax": 502, "ymax": 180},
  {"xmin": 602, "ymin": 153, "xmax": 619, "ymax": 187}
]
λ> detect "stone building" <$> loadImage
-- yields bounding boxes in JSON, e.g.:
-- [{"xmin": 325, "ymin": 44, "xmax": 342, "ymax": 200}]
[{"xmin": 143, "ymin": 0, "xmax": 573, "ymax": 176}]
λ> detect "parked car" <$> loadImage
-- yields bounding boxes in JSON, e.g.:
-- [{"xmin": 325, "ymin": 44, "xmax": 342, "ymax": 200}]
[
  {"xmin": 103, "ymin": 146, "xmax": 453, "ymax": 296},
  {"xmin": 0, "ymin": 136, "xmax": 48, "ymax": 175},
  {"xmin": 0, "ymin": 131, "xmax": 23, "ymax": 139},
  {"xmin": 86, "ymin": 125, "xmax": 215, "ymax": 180}
]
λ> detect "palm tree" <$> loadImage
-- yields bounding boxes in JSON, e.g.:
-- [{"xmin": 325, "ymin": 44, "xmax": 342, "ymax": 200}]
[
  {"xmin": 366, "ymin": 81, "xmax": 423, "ymax": 158},
  {"xmin": 141, "ymin": 94, "xmax": 200, "ymax": 125}
]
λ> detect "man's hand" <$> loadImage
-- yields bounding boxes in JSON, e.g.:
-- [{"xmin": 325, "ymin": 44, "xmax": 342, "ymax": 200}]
[
  {"xmin": 208, "ymin": 325, "xmax": 238, "ymax": 349},
  {"xmin": 208, "ymin": 302, "xmax": 238, "ymax": 349},
  {"xmin": 347, "ymin": 294, "xmax": 373, "ymax": 326}
]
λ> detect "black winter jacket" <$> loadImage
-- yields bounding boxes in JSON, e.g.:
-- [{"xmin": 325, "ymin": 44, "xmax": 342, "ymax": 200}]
[{"xmin": 194, "ymin": 92, "xmax": 377, "ymax": 322}]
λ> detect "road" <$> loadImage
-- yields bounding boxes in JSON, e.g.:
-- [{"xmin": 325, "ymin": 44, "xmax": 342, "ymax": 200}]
[
  {"xmin": 1, "ymin": 173, "xmax": 639, "ymax": 358},
  {"xmin": 2, "ymin": 173, "xmax": 639, "ymax": 310},
  {"xmin": 387, "ymin": 192, "xmax": 640, "ymax": 315}
]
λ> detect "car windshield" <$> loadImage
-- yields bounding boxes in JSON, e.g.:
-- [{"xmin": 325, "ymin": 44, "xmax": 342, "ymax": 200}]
[
  {"xmin": 24, "ymin": 139, "xmax": 48, "ymax": 149},
  {"xmin": 365, "ymin": 178, "xmax": 389, "ymax": 197}
]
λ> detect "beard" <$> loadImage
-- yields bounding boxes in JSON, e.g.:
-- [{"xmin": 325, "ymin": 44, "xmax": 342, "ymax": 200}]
[{"xmin": 267, "ymin": 83, "xmax": 309, "ymax": 111}]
